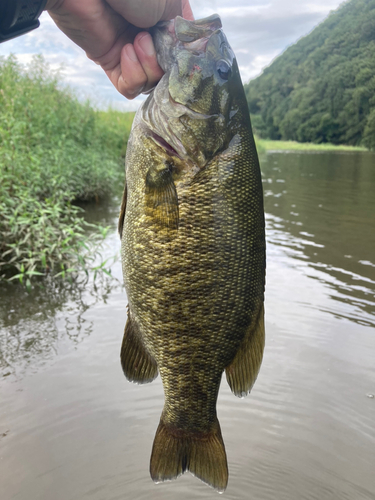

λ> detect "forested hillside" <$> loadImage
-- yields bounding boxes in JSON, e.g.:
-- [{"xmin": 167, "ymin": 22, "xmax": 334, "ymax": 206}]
[{"xmin": 245, "ymin": 0, "xmax": 375, "ymax": 148}]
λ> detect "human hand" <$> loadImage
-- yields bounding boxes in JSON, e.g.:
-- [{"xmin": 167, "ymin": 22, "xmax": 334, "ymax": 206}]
[{"xmin": 45, "ymin": 0, "xmax": 194, "ymax": 99}]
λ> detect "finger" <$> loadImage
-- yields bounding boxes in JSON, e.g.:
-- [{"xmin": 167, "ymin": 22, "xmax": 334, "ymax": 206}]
[
  {"xmin": 89, "ymin": 23, "xmax": 139, "ymax": 71},
  {"xmin": 159, "ymin": 0, "xmax": 194, "ymax": 22},
  {"xmin": 134, "ymin": 32, "xmax": 164, "ymax": 93},
  {"xmin": 107, "ymin": 0, "xmax": 191, "ymax": 28},
  {"xmin": 182, "ymin": 0, "xmax": 194, "ymax": 21},
  {"xmin": 161, "ymin": 0, "xmax": 184, "ymax": 21},
  {"xmin": 48, "ymin": 1, "xmax": 132, "ymax": 59},
  {"xmin": 107, "ymin": 0, "xmax": 171, "ymax": 28},
  {"xmin": 105, "ymin": 43, "xmax": 148, "ymax": 99}
]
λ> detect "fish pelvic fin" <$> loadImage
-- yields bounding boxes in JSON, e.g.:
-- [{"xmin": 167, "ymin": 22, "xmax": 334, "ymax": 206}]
[
  {"xmin": 150, "ymin": 416, "xmax": 228, "ymax": 493},
  {"xmin": 225, "ymin": 303, "xmax": 265, "ymax": 398},
  {"xmin": 120, "ymin": 310, "xmax": 158, "ymax": 384}
]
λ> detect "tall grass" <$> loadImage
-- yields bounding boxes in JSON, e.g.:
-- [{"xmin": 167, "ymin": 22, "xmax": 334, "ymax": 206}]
[{"xmin": 0, "ymin": 55, "xmax": 133, "ymax": 286}]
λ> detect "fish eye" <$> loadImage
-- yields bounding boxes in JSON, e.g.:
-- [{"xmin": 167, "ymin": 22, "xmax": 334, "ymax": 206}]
[{"xmin": 216, "ymin": 60, "xmax": 232, "ymax": 81}]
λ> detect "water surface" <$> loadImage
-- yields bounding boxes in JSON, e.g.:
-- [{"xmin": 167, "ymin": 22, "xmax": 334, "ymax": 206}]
[{"xmin": 1, "ymin": 151, "xmax": 374, "ymax": 500}]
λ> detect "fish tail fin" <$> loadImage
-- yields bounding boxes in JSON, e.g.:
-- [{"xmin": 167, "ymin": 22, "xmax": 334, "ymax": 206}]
[{"xmin": 150, "ymin": 416, "xmax": 228, "ymax": 492}]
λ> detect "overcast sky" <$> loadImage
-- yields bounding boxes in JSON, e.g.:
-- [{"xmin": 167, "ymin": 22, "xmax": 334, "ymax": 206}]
[{"xmin": 0, "ymin": 0, "xmax": 346, "ymax": 111}]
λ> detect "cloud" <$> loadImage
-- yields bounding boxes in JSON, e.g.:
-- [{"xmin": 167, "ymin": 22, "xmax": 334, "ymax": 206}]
[
  {"xmin": 0, "ymin": 1, "xmax": 346, "ymax": 107},
  {"xmin": 0, "ymin": 13, "xmax": 142, "ymax": 111},
  {"xmin": 190, "ymin": 0, "xmax": 345, "ymax": 81}
]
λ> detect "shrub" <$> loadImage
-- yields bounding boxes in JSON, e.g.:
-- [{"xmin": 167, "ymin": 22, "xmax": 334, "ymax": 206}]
[{"xmin": 0, "ymin": 55, "xmax": 132, "ymax": 284}]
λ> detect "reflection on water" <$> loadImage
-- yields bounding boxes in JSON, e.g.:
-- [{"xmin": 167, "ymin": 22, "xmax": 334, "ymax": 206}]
[
  {"xmin": 0, "ymin": 197, "xmax": 123, "ymax": 380},
  {"xmin": 0, "ymin": 152, "xmax": 375, "ymax": 500},
  {"xmin": 262, "ymin": 151, "xmax": 375, "ymax": 327},
  {"xmin": 0, "ymin": 275, "xmax": 121, "ymax": 379}
]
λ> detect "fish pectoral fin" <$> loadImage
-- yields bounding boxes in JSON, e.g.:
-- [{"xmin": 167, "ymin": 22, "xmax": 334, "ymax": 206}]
[
  {"xmin": 118, "ymin": 183, "xmax": 127, "ymax": 239},
  {"xmin": 120, "ymin": 310, "xmax": 158, "ymax": 384},
  {"xmin": 225, "ymin": 303, "xmax": 265, "ymax": 398},
  {"xmin": 145, "ymin": 164, "xmax": 179, "ymax": 233},
  {"xmin": 150, "ymin": 416, "xmax": 228, "ymax": 493}
]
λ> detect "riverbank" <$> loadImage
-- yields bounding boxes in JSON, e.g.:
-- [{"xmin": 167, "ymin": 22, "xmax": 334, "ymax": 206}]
[
  {"xmin": 255, "ymin": 136, "xmax": 368, "ymax": 153},
  {"xmin": 0, "ymin": 56, "xmax": 129, "ymax": 285}
]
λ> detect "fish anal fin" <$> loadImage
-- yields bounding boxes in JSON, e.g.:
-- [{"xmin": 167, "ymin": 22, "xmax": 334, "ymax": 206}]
[
  {"xmin": 150, "ymin": 416, "xmax": 228, "ymax": 493},
  {"xmin": 225, "ymin": 303, "xmax": 265, "ymax": 398},
  {"xmin": 118, "ymin": 183, "xmax": 127, "ymax": 239},
  {"xmin": 120, "ymin": 311, "xmax": 158, "ymax": 384},
  {"xmin": 145, "ymin": 164, "xmax": 179, "ymax": 234}
]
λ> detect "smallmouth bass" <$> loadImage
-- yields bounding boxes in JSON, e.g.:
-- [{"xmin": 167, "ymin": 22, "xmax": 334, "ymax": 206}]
[{"xmin": 119, "ymin": 14, "xmax": 265, "ymax": 492}]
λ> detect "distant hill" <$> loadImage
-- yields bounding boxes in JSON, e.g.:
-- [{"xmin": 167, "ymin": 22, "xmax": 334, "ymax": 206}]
[{"xmin": 244, "ymin": 0, "xmax": 375, "ymax": 149}]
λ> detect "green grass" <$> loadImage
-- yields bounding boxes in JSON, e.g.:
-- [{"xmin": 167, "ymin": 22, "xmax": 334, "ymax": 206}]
[
  {"xmin": 0, "ymin": 55, "xmax": 133, "ymax": 286},
  {"xmin": 255, "ymin": 136, "xmax": 368, "ymax": 153}
]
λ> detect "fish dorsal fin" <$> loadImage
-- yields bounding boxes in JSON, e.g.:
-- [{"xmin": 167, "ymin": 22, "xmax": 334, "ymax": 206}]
[
  {"xmin": 175, "ymin": 14, "xmax": 222, "ymax": 42},
  {"xmin": 145, "ymin": 163, "xmax": 179, "ymax": 234}
]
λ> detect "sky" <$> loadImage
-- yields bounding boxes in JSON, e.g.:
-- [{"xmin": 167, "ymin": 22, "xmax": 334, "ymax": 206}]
[{"xmin": 0, "ymin": 0, "xmax": 346, "ymax": 111}]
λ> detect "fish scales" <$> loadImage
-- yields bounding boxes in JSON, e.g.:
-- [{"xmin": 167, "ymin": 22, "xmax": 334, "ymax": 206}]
[{"xmin": 119, "ymin": 13, "xmax": 265, "ymax": 492}]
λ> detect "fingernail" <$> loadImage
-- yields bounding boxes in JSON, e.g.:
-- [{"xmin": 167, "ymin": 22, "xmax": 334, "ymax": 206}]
[
  {"xmin": 138, "ymin": 33, "xmax": 155, "ymax": 57},
  {"xmin": 129, "ymin": 85, "xmax": 145, "ymax": 96},
  {"xmin": 124, "ymin": 44, "xmax": 138, "ymax": 63},
  {"xmin": 119, "ymin": 76, "xmax": 144, "ymax": 98}
]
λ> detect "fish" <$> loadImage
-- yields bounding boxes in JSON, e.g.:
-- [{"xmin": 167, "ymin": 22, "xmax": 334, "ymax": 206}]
[{"xmin": 118, "ymin": 14, "xmax": 265, "ymax": 493}]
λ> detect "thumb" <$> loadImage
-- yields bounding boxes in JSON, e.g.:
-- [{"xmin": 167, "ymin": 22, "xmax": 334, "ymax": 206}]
[
  {"xmin": 162, "ymin": 0, "xmax": 194, "ymax": 21},
  {"xmin": 182, "ymin": 0, "xmax": 194, "ymax": 20}
]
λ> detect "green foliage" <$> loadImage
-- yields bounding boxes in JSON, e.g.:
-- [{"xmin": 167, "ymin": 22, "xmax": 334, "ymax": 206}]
[
  {"xmin": 96, "ymin": 109, "xmax": 135, "ymax": 159},
  {"xmin": 363, "ymin": 109, "xmax": 375, "ymax": 149},
  {"xmin": 0, "ymin": 55, "xmax": 133, "ymax": 283},
  {"xmin": 245, "ymin": 0, "xmax": 375, "ymax": 149}
]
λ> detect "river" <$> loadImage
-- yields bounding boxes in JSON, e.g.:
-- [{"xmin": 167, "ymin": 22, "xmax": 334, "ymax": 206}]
[{"xmin": 1, "ymin": 151, "xmax": 374, "ymax": 500}]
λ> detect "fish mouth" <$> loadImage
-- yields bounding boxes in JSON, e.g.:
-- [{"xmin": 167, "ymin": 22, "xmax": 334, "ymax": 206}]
[
  {"xmin": 169, "ymin": 18, "xmax": 211, "ymax": 53},
  {"xmin": 152, "ymin": 14, "xmax": 222, "ymax": 72},
  {"xmin": 174, "ymin": 14, "xmax": 222, "ymax": 43}
]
